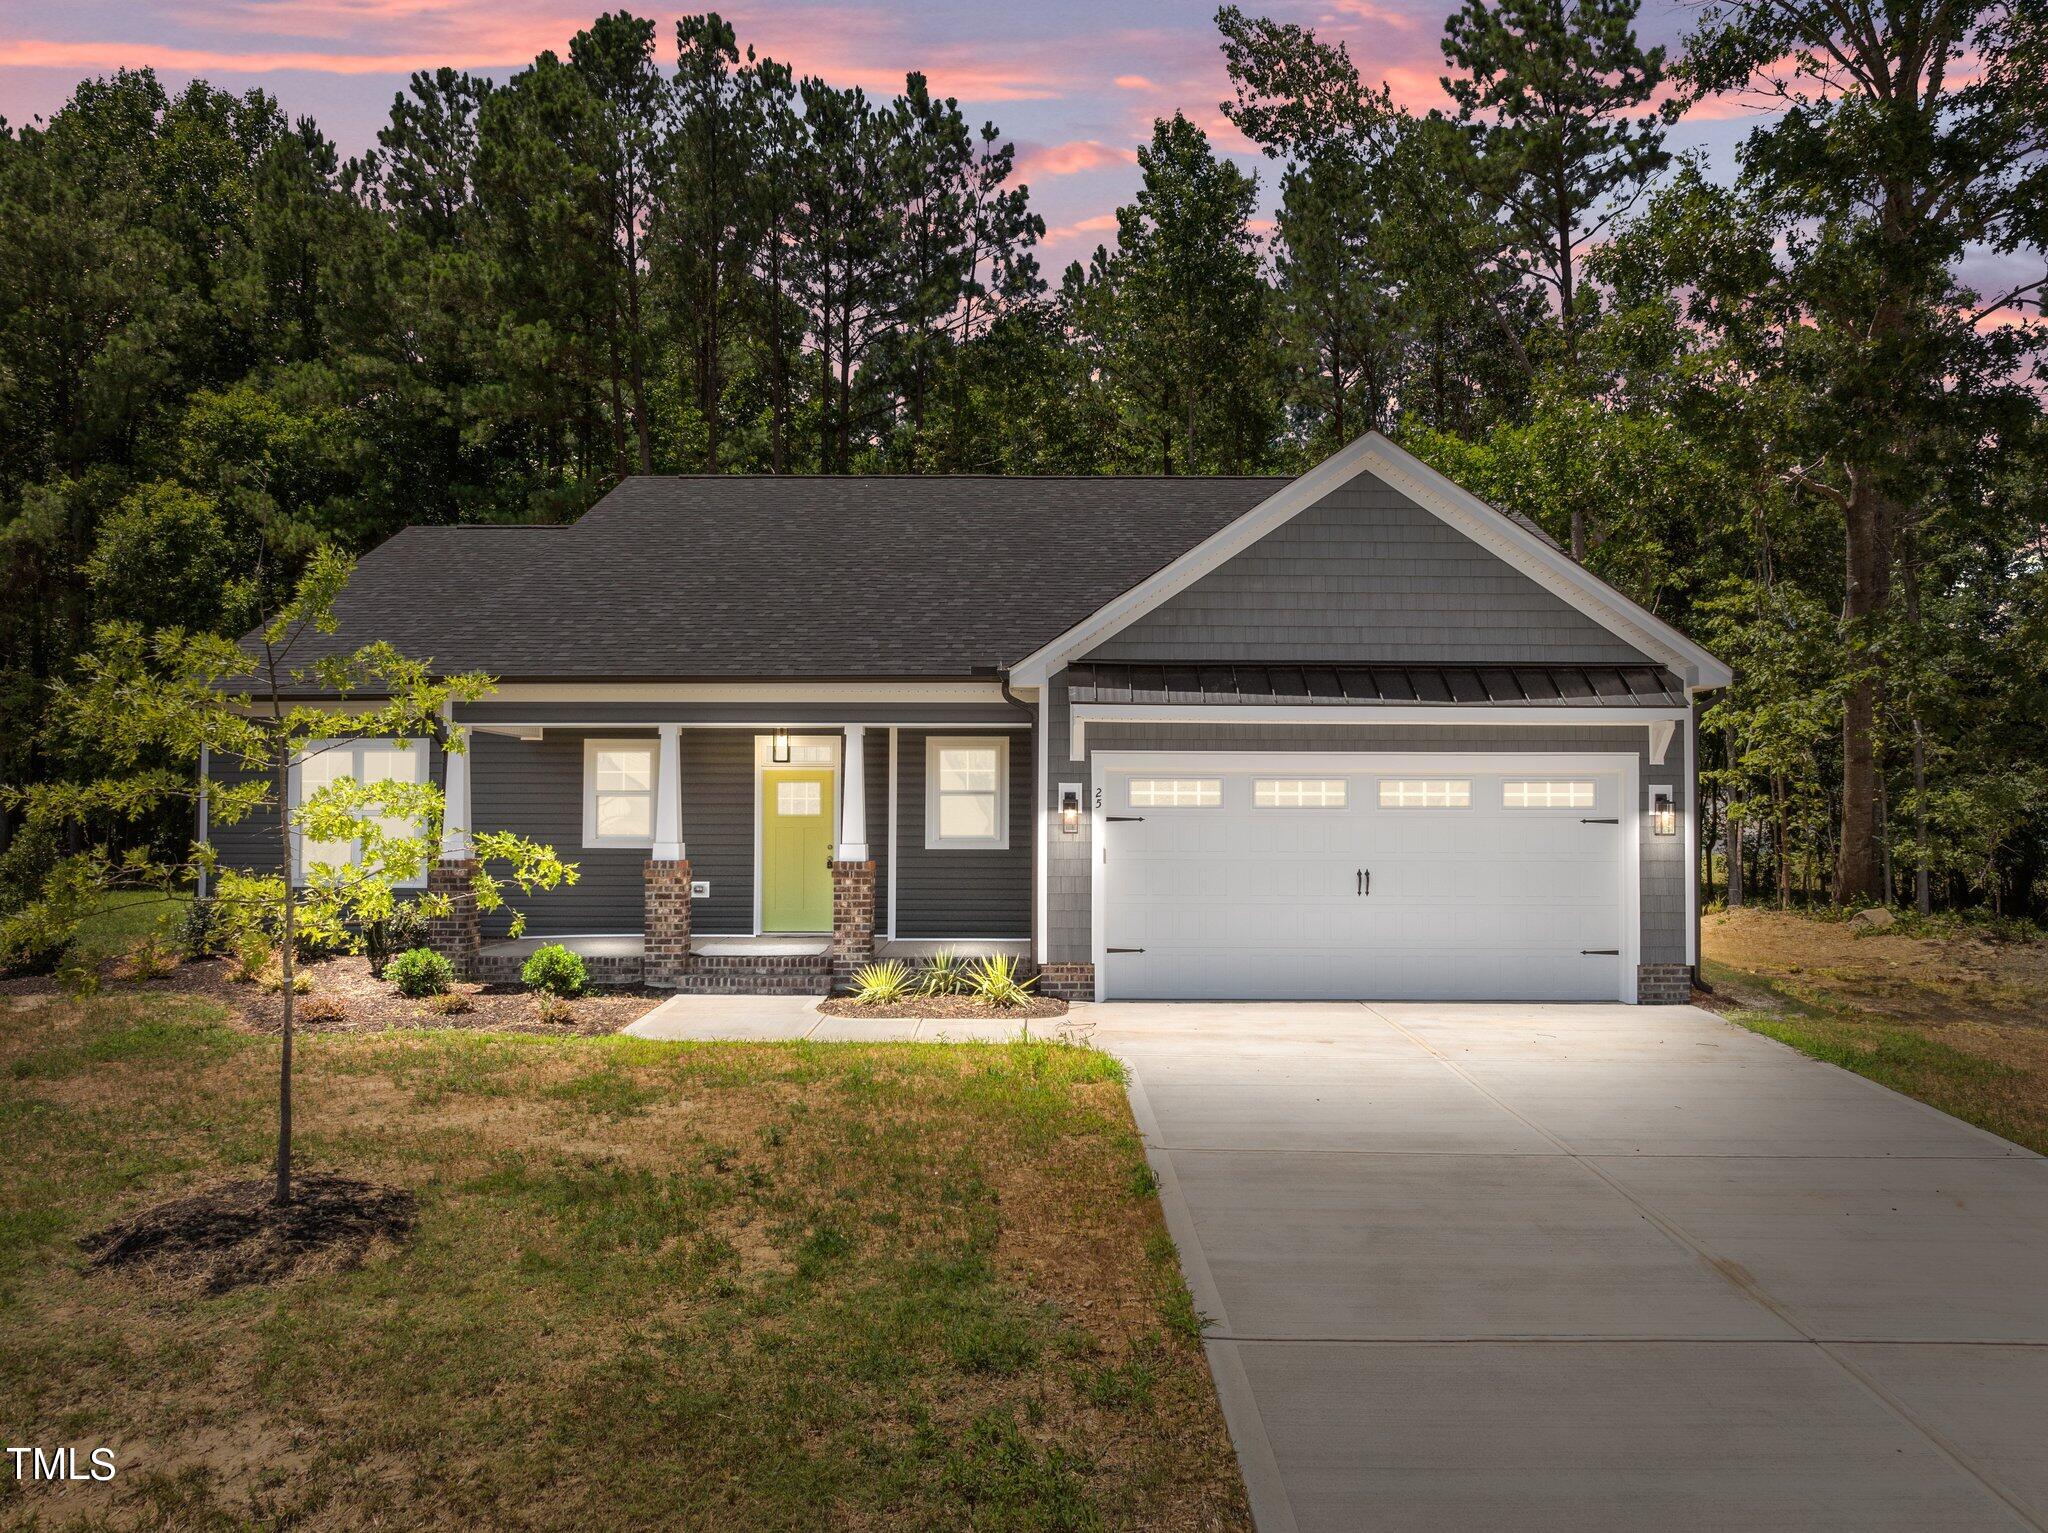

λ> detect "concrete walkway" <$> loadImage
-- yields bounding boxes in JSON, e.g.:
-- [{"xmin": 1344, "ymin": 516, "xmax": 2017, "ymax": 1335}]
[
  {"xmin": 624, "ymin": 993, "xmax": 1086, "ymax": 1044},
  {"xmin": 620, "ymin": 994, "xmax": 2048, "ymax": 1530}
]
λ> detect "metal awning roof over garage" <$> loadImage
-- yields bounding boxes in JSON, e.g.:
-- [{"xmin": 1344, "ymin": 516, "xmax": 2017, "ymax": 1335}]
[{"xmin": 1063, "ymin": 662, "xmax": 1687, "ymax": 708}]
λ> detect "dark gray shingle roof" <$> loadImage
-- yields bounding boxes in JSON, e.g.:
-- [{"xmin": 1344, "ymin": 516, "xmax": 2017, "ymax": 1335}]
[{"xmin": 282, "ymin": 477, "xmax": 1287, "ymax": 680}]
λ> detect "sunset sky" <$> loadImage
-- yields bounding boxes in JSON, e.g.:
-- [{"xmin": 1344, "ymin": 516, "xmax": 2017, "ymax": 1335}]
[{"xmin": 0, "ymin": 0, "xmax": 1780, "ymax": 268}]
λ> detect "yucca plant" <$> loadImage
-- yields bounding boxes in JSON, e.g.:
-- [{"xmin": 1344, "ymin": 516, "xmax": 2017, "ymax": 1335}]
[
  {"xmin": 965, "ymin": 954, "xmax": 1039, "ymax": 1008},
  {"xmin": 917, "ymin": 949, "xmax": 969, "ymax": 996},
  {"xmin": 849, "ymin": 959, "xmax": 914, "ymax": 1006}
]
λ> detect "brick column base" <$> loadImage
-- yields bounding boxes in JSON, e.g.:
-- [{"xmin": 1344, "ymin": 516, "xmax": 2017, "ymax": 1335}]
[
  {"xmin": 425, "ymin": 859, "xmax": 481, "ymax": 980},
  {"xmin": 645, "ymin": 860, "xmax": 693, "ymax": 988},
  {"xmin": 830, "ymin": 860, "xmax": 877, "ymax": 988},
  {"xmin": 1637, "ymin": 963, "xmax": 1693, "ymax": 1005},
  {"xmin": 1037, "ymin": 963, "xmax": 1095, "ymax": 1002}
]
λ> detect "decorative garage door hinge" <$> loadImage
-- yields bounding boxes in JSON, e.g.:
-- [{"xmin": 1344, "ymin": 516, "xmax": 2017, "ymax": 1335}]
[
  {"xmin": 1580, "ymin": 949, "xmax": 1620, "ymax": 956},
  {"xmin": 1107, "ymin": 947, "xmax": 1146, "ymax": 954},
  {"xmin": 1580, "ymin": 817, "xmax": 1619, "ymax": 824}
]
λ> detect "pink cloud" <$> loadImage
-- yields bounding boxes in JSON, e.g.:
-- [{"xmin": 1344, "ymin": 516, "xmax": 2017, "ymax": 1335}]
[
  {"xmin": 1015, "ymin": 139, "xmax": 1135, "ymax": 178},
  {"xmin": 1041, "ymin": 210, "xmax": 1119, "ymax": 250},
  {"xmin": 1330, "ymin": 0, "xmax": 1417, "ymax": 30},
  {"xmin": 1113, "ymin": 73, "xmax": 1158, "ymax": 90},
  {"xmin": 0, "ymin": 35, "xmax": 533, "ymax": 73}
]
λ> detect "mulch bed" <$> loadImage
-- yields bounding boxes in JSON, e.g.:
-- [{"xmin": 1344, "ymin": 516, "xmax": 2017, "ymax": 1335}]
[
  {"xmin": 79, "ymin": 1172, "xmax": 417, "ymax": 1295},
  {"xmin": 817, "ymin": 993, "xmax": 1068, "ymax": 1020},
  {"xmin": 4, "ymin": 954, "xmax": 666, "ymax": 1036}
]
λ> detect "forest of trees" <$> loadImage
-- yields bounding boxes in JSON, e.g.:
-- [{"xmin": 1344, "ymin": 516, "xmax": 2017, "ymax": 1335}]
[{"xmin": 1, "ymin": 2, "xmax": 2044, "ymax": 921}]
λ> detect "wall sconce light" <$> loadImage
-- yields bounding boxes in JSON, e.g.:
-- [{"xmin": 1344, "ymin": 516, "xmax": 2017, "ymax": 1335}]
[
  {"xmin": 1059, "ymin": 785, "xmax": 1082, "ymax": 835},
  {"xmin": 771, "ymin": 728, "xmax": 791, "ymax": 764},
  {"xmin": 1651, "ymin": 785, "xmax": 1677, "ymax": 837}
]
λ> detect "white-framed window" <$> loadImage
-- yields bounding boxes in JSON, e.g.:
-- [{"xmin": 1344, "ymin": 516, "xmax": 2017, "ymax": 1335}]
[
  {"xmin": 1254, "ymin": 778, "xmax": 1349, "ymax": 809},
  {"xmin": 292, "ymin": 738, "xmax": 430, "ymax": 886},
  {"xmin": 1128, "ymin": 777, "xmax": 1222, "ymax": 809},
  {"xmin": 1378, "ymin": 778, "xmax": 1472, "ymax": 809},
  {"xmin": 1503, "ymin": 779, "xmax": 1597, "ymax": 810},
  {"xmin": 583, "ymin": 737, "xmax": 660, "ymax": 848},
  {"xmin": 926, "ymin": 736, "xmax": 1009, "ymax": 849}
]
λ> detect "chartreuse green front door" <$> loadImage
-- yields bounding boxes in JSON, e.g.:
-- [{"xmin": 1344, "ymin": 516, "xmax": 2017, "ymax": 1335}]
[{"xmin": 761, "ymin": 768, "xmax": 834, "ymax": 931}]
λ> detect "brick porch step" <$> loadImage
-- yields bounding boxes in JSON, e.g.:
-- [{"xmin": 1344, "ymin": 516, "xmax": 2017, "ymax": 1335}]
[
  {"xmin": 472, "ymin": 949, "xmax": 646, "ymax": 987},
  {"xmin": 666, "ymin": 952, "xmax": 834, "ymax": 996}
]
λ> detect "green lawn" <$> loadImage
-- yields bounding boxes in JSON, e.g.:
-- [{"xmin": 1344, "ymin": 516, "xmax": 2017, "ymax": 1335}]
[{"xmin": 0, "ymin": 992, "xmax": 1247, "ymax": 1531}]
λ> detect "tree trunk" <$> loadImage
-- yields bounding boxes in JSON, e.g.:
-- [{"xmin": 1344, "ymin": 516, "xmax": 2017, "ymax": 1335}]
[
  {"xmin": 1834, "ymin": 470, "xmax": 1893, "ymax": 904},
  {"xmin": 1723, "ymin": 725, "xmax": 1744, "ymax": 909},
  {"xmin": 1912, "ymin": 719, "xmax": 1931, "ymax": 915},
  {"xmin": 274, "ymin": 741, "xmax": 296, "ymax": 1206}
]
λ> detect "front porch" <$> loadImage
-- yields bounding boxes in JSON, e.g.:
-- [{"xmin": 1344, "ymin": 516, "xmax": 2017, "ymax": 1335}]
[
  {"xmin": 421, "ymin": 709, "xmax": 1035, "ymax": 994},
  {"xmin": 472, "ymin": 933, "xmax": 1035, "ymax": 991}
]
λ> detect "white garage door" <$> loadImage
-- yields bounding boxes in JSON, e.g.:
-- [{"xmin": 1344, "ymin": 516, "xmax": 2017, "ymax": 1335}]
[{"xmin": 1097, "ymin": 754, "xmax": 1635, "ymax": 1002}]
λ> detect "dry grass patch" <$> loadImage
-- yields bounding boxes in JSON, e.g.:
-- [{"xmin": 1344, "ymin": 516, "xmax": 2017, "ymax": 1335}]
[
  {"xmin": 1703, "ymin": 908, "xmax": 2048, "ymax": 1154},
  {"xmin": 0, "ymin": 992, "xmax": 1248, "ymax": 1531}
]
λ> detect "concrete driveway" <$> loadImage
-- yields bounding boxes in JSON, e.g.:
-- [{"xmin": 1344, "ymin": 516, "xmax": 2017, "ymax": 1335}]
[{"xmin": 1087, "ymin": 1002, "xmax": 2048, "ymax": 1533}]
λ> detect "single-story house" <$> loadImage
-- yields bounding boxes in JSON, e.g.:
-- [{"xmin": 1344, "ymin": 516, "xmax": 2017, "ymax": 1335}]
[{"xmin": 213, "ymin": 432, "xmax": 1730, "ymax": 1003}]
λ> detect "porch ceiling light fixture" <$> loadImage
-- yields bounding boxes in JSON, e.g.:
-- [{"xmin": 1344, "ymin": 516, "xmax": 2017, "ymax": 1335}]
[
  {"xmin": 772, "ymin": 727, "xmax": 791, "ymax": 764},
  {"xmin": 1060, "ymin": 788, "xmax": 1082, "ymax": 834}
]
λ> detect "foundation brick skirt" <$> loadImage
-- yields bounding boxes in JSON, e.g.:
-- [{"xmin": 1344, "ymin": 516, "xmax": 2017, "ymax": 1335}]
[
  {"xmin": 425, "ymin": 859, "xmax": 481, "ymax": 979},
  {"xmin": 1037, "ymin": 963, "xmax": 1095, "ymax": 1002},
  {"xmin": 1637, "ymin": 963, "xmax": 1694, "ymax": 1005},
  {"xmin": 644, "ymin": 860, "xmax": 693, "ymax": 988},
  {"xmin": 829, "ymin": 860, "xmax": 877, "ymax": 988}
]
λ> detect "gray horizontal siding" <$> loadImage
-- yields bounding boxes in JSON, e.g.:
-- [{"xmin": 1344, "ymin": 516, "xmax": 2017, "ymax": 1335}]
[
  {"xmin": 208, "ymin": 738, "xmax": 445, "ymax": 881},
  {"xmin": 473, "ymin": 731, "xmax": 644, "ymax": 937},
  {"xmin": 1087, "ymin": 470, "xmax": 1654, "ymax": 666},
  {"xmin": 1042, "ymin": 668, "xmax": 1688, "ymax": 968},
  {"xmin": 892, "ymin": 728, "xmax": 1032, "ymax": 939}
]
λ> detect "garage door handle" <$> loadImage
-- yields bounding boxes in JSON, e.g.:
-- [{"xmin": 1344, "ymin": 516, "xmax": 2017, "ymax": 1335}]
[
  {"xmin": 1580, "ymin": 817, "xmax": 1619, "ymax": 824},
  {"xmin": 1107, "ymin": 947, "xmax": 1145, "ymax": 954},
  {"xmin": 1357, "ymin": 869, "xmax": 1370, "ymax": 896},
  {"xmin": 1581, "ymin": 949, "xmax": 1620, "ymax": 956}
]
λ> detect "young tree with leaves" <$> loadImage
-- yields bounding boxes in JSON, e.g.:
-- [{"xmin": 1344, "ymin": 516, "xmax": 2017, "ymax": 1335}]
[{"xmin": 2, "ymin": 548, "xmax": 572, "ymax": 1204}]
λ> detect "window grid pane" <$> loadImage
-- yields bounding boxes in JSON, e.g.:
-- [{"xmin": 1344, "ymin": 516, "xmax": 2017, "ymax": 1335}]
[
  {"xmin": 1378, "ymin": 779, "xmax": 1472, "ymax": 809},
  {"xmin": 1128, "ymin": 778, "xmax": 1222, "ymax": 808},
  {"xmin": 1254, "ymin": 778, "xmax": 1348, "ymax": 808},
  {"xmin": 1503, "ymin": 779, "xmax": 1596, "ymax": 809}
]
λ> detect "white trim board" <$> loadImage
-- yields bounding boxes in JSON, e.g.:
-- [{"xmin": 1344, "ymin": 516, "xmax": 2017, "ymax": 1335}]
[
  {"xmin": 1067, "ymin": 703, "xmax": 1686, "ymax": 761},
  {"xmin": 1087, "ymin": 748, "xmax": 1642, "ymax": 1005},
  {"xmin": 1008, "ymin": 431, "xmax": 1732, "ymax": 692},
  {"xmin": 486, "ymin": 681, "xmax": 1018, "ymax": 703}
]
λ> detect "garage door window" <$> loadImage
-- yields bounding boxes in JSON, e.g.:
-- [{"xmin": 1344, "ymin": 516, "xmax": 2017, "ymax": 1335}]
[
  {"xmin": 1128, "ymin": 778, "xmax": 1221, "ymax": 809},
  {"xmin": 1378, "ymin": 778, "xmax": 1471, "ymax": 809},
  {"xmin": 1503, "ymin": 779, "xmax": 1596, "ymax": 809},
  {"xmin": 1254, "ymin": 778, "xmax": 1348, "ymax": 808}
]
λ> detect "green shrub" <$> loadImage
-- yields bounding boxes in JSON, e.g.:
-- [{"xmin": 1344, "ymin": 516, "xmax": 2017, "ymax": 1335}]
[
  {"xmin": 521, "ymin": 942, "xmax": 588, "ymax": 998},
  {"xmin": 387, "ymin": 946, "xmax": 455, "ymax": 997},
  {"xmin": 965, "ymin": 955, "xmax": 1037, "ymax": 1008},
  {"xmin": 364, "ymin": 901, "xmax": 429, "ymax": 977},
  {"xmin": 177, "ymin": 896, "xmax": 223, "ymax": 959},
  {"xmin": 917, "ymin": 949, "xmax": 969, "ymax": 996},
  {"xmin": 849, "ymin": 959, "xmax": 913, "ymax": 1005}
]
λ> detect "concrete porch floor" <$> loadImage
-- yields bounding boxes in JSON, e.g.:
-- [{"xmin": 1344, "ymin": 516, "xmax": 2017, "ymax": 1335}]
[{"xmin": 477, "ymin": 934, "xmax": 1033, "ymax": 963}]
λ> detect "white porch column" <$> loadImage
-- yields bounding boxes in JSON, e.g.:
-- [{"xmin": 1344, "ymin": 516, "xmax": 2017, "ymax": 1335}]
[
  {"xmin": 652, "ymin": 722, "xmax": 683, "ymax": 861},
  {"xmin": 837, "ymin": 724, "xmax": 870, "ymax": 860},
  {"xmin": 439, "ymin": 730, "xmax": 473, "ymax": 860}
]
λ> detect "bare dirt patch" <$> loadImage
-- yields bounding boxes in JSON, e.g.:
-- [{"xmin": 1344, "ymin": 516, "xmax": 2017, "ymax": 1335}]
[
  {"xmin": 79, "ymin": 1173, "xmax": 416, "ymax": 1295},
  {"xmin": 818, "ymin": 993, "xmax": 1068, "ymax": 1020}
]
